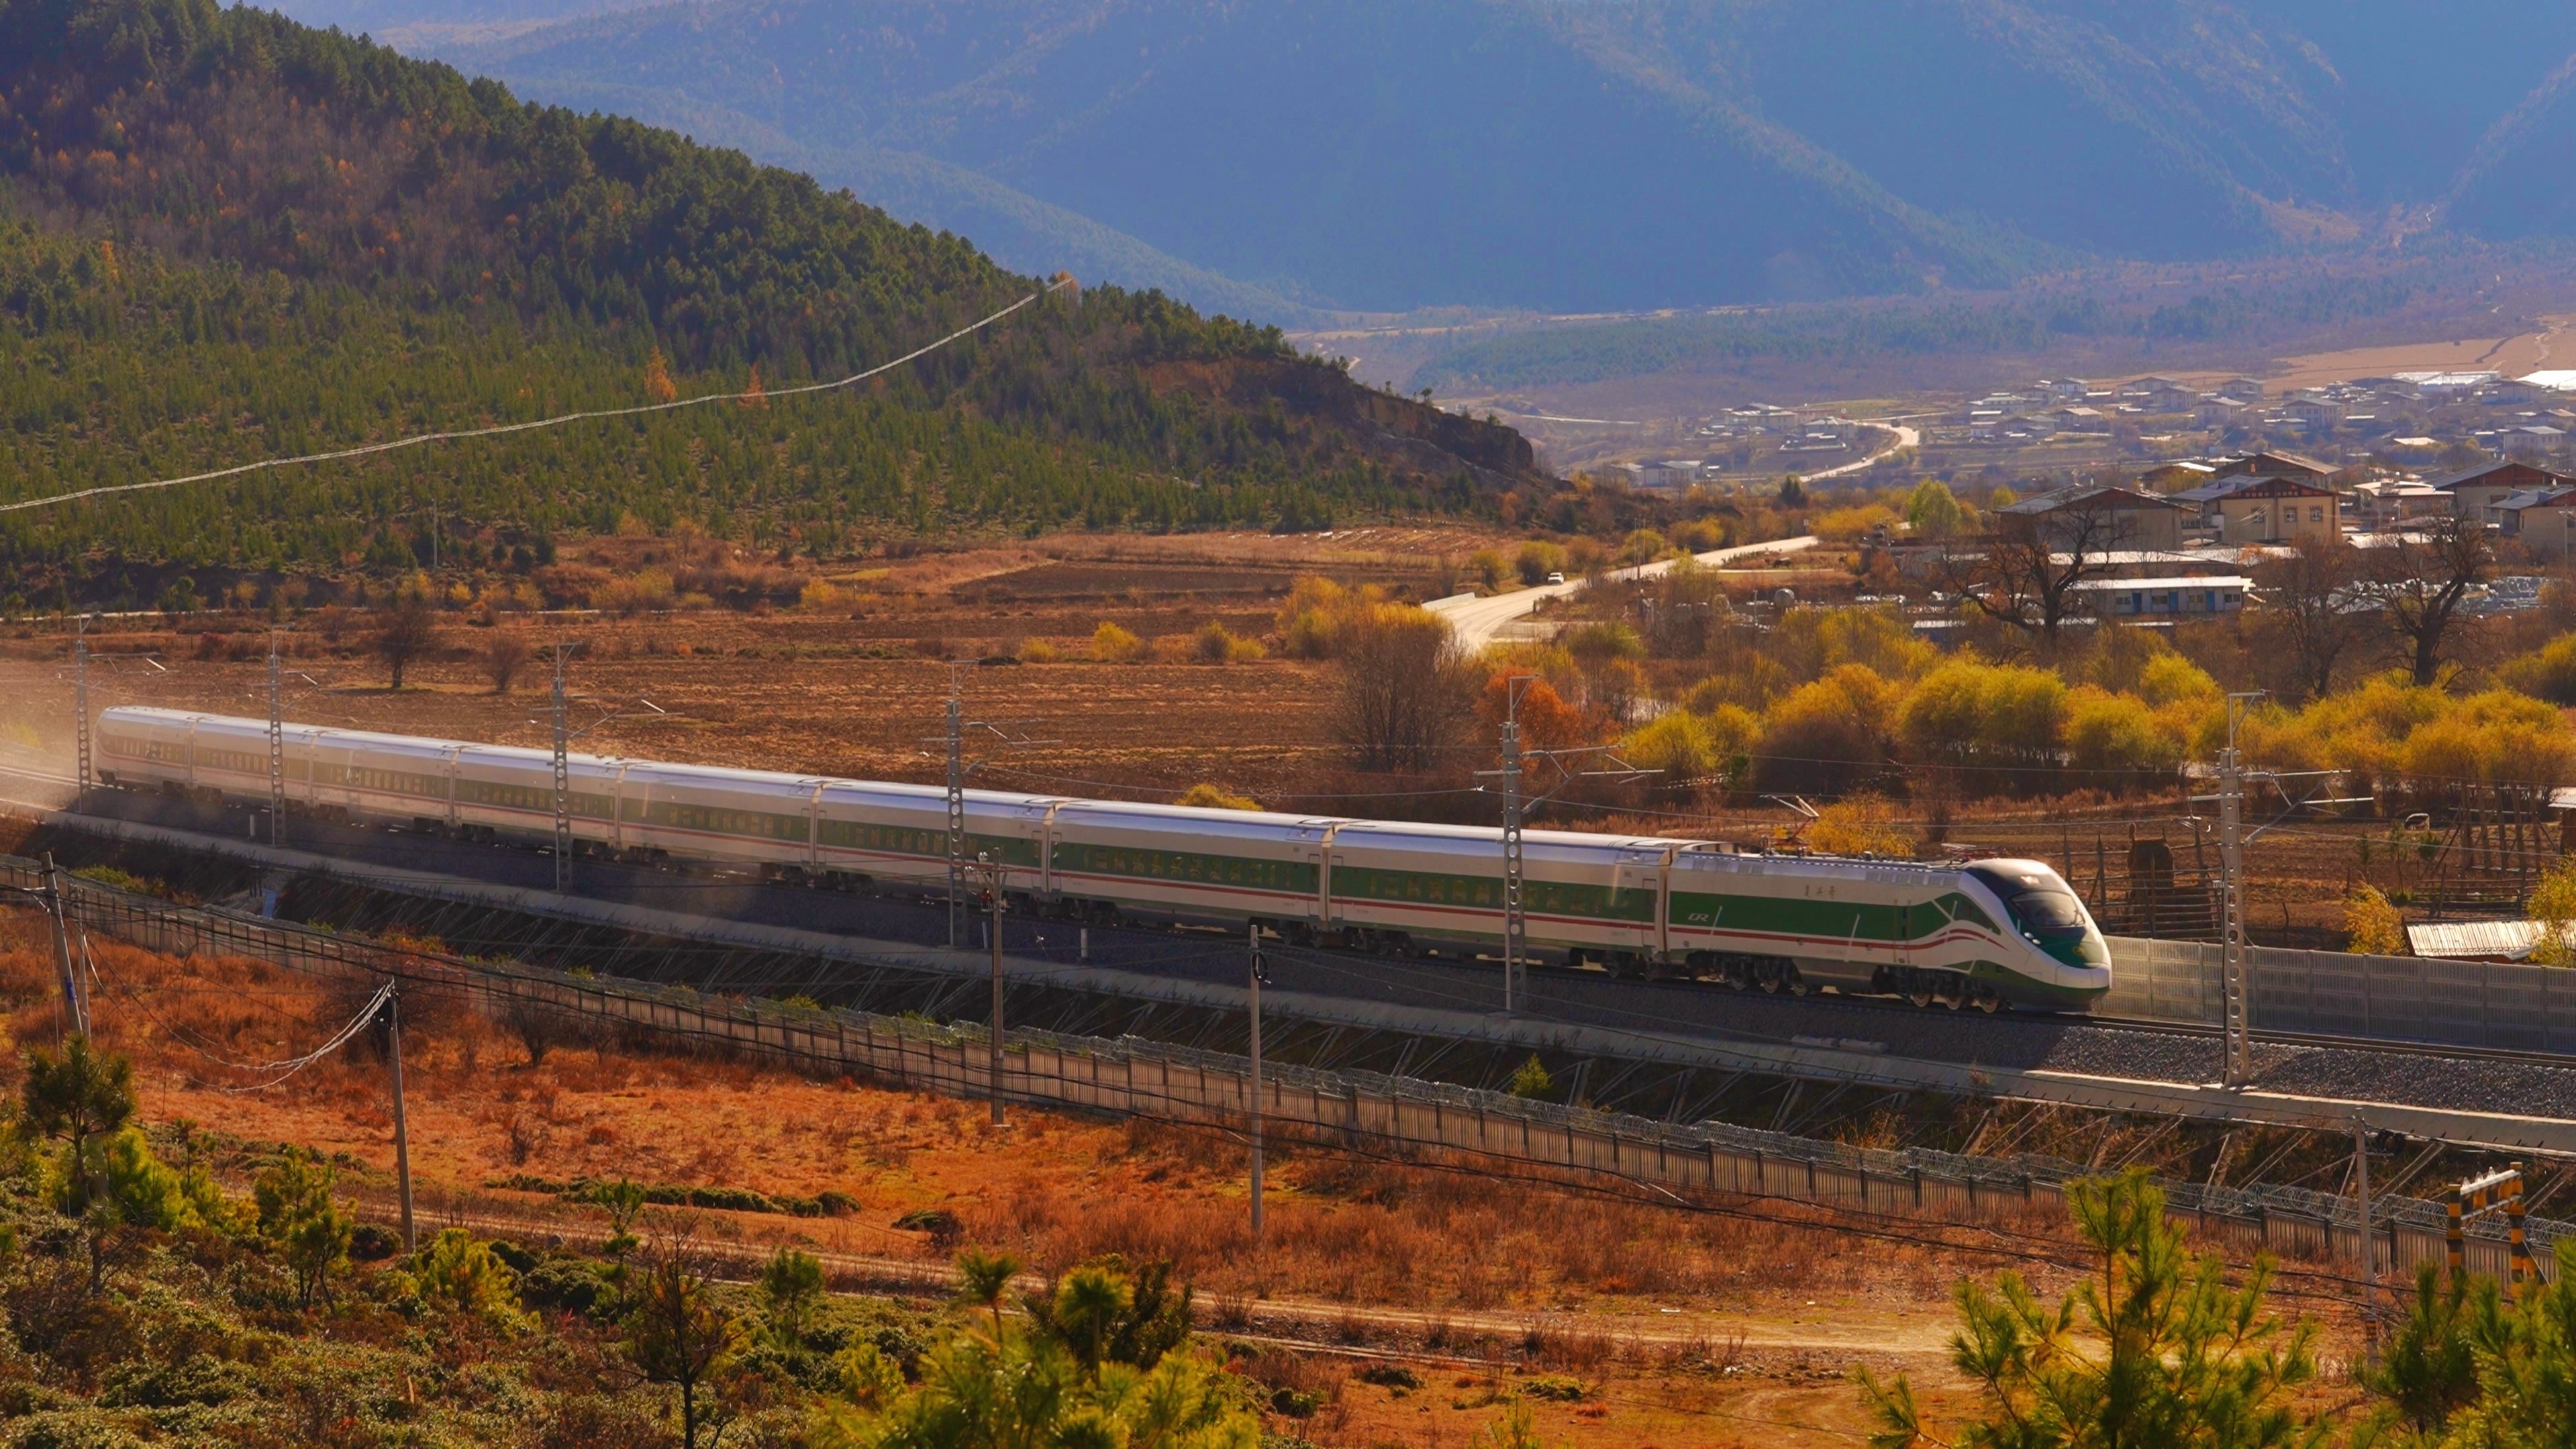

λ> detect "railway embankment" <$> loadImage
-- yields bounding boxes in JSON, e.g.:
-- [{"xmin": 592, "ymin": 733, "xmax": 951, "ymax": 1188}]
[{"xmin": 9, "ymin": 850, "xmax": 2568, "ymax": 1289}]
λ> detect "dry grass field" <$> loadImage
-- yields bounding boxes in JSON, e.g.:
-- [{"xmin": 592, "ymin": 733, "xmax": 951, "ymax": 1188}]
[{"xmin": 0, "ymin": 911, "xmax": 2197, "ymax": 1448}]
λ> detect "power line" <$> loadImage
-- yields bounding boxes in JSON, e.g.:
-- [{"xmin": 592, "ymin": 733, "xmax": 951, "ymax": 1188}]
[{"xmin": 0, "ymin": 281, "xmax": 1071, "ymax": 517}]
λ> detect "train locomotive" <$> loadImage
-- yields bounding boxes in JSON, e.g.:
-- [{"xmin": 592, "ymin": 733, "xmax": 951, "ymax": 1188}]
[{"xmin": 96, "ymin": 707, "xmax": 2112, "ymax": 1012}]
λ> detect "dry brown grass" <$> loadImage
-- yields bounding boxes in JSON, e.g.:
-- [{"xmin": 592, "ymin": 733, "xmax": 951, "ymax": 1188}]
[
  {"xmin": 0, "ymin": 919, "xmax": 2068, "ymax": 1324},
  {"xmin": 0, "ymin": 917, "xmax": 2390, "ymax": 1448}
]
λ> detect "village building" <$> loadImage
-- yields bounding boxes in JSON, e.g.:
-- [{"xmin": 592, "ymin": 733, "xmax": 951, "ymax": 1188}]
[
  {"xmin": 2428, "ymin": 459, "xmax": 2576, "ymax": 521},
  {"xmin": 2136, "ymin": 460, "xmax": 2217, "ymax": 493},
  {"xmin": 2282, "ymin": 397, "xmax": 2342, "ymax": 430},
  {"xmin": 2193, "ymin": 397, "xmax": 2248, "ymax": 429},
  {"xmin": 2071, "ymin": 574, "xmax": 2248, "ymax": 621},
  {"xmin": 2211, "ymin": 449, "xmax": 2333, "ymax": 483},
  {"xmin": 2494, "ymin": 488, "xmax": 2576, "ymax": 563},
  {"xmin": 1993, "ymin": 485, "xmax": 2187, "ymax": 552},
  {"xmin": 2345, "ymin": 477, "xmax": 2446, "ymax": 530},
  {"xmin": 2171, "ymin": 474, "xmax": 2341, "ymax": 544}
]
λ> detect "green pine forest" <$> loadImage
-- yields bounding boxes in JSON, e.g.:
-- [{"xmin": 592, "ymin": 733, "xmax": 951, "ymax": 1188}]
[{"xmin": 0, "ymin": 0, "xmax": 1535, "ymax": 607}]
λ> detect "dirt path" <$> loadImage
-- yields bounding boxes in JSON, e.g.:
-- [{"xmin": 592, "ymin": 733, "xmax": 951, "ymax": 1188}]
[{"xmin": 369, "ymin": 1197, "xmax": 1962, "ymax": 1363}]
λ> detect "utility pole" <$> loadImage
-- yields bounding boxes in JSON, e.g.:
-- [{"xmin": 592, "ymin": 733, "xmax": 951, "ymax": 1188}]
[
  {"xmin": 552, "ymin": 644, "xmax": 571, "ymax": 894},
  {"xmin": 946, "ymin": 666, "xmax": 971, "ymax": 949},
  {"xmin": 42, "ymin": 852, "xmax": 81, "ymax": 1043},
  {"xmin": 72, "ymin": 615, "xmax": 89, "ymax": 805},
  {"xmin": 2353, "ymin": 1118, "xmax": 2380, "ymax": 1334},
  {"xmin": 1248, "ymin": 921, "xmax": 1266, "ymax": 1244},
  {"xmin": 1474, "ymin": 676, "xmax": 1642, "ymax": 1013},
  {"xmin": 383, "ymin": 985, "xmax": 416, "ymax": 1253},
  {"xmin": 267, "ymin": 632, "xmax": 286, "ymax": 847},
  {"xmin": 980, "ymin": 852, "xmax": 1005, "ymax": 1126},
  {"xmin": 1476, "ymin": 678, "xmax": 1532, "ymax": 1013},
  {"xmin": 2219, "ymin": 693, "xmax": 2257, "ymax": 1089}
]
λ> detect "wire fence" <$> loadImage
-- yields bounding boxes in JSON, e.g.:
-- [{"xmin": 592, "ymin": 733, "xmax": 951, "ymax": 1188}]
[{"xmin": 9, "ymin": 853, "xmax": 2561, "ymax": 1287}]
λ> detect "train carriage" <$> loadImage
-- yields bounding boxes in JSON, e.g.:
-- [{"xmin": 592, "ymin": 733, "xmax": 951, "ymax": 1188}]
[
  {"xmin": 1044, "ymin": 800, "xmax": 1333, "ymax": 927},
  {"xmin": 615, "ymin": 760, "xmax": 821, "ymax": 869},
  {"xmin": 451, "ymin": 742, "xmax": 624, "ymax": 848},
  {"xmin": 91, "ymin": 707, "xmax": 2112, "ymax": 1011},
  {"xmin": 811, "ymin": 781, "xmax": 1058, "ymax": 894},
  {"xmin": 1665, "ymin": 848, "xmax": 2107, "ymax": 1009},
  {"xmin": 1319, "ymin": 821, "xmax": 1681, "ymax": 962},
  {"xmin": 309, "ymin": 726, "xmax": 458, "ymax": 826}
]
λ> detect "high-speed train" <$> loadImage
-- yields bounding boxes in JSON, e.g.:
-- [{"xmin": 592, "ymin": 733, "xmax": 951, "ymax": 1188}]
[{"xmin": 95, "ymin": 707, "xmax": 2112, "ymax": 1011}]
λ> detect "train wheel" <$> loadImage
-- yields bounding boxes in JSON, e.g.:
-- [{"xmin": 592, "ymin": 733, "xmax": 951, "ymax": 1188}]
[
  {"xmin": 1905, "ymin": 977, "xmax": 1934, "ymax": 1008},
  {"xmin": 1970, "ymin": 984, "xmax": 2002, "ymax": 1013}
]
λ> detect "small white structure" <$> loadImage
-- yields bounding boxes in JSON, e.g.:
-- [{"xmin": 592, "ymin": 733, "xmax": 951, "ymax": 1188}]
[
  {"xmin": 2406, "ymin": 920, "xmax": 2544, "ymax": 962},
  {"xmin": 2071, "ymin": 575, "xmax": 2249, "ymax": 619}
]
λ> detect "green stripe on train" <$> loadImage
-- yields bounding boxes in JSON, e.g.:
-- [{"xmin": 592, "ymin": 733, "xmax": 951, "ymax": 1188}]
[
  {"xmin": 1666, "ymin": 889, "xmax": 1997, "ymax": 946},
  {"xmin": 1054, "ymin": 842, "xmax": 1313, "ymax": 893}
]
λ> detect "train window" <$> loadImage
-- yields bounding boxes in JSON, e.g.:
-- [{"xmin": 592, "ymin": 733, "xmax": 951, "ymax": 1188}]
[{"xmin": 2012, "ymin": 890, "xmax": 2088, "ymax": 931}]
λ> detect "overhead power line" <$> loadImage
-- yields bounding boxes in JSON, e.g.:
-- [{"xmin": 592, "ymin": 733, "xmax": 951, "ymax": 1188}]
[{"xmin": 0, "ymin": 279, "xmax": 1074, "ymax": 517}]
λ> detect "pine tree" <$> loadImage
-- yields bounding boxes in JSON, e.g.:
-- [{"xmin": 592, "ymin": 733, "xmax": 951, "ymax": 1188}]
[{"xmin": 1859, "ymin": 1169, "xmax": 2326, "ymax": 1449}]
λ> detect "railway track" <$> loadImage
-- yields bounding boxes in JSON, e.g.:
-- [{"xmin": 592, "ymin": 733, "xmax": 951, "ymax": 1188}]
[
  {"xmin": 23, "ymin": 779, "xmax": 2576, "ymax": 1142},
  {"xmin": 2086, "ymin": 1011, "xmax": 2576, "ymax": 1070}
]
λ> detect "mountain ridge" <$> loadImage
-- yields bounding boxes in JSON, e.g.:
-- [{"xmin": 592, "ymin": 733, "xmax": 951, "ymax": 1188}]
[
  {"xmin": 350, "ymin": 0, "xmax": 2576, "ymax": 321},
  {"xmin": 0, "ymin": 0, "xmax": 1541, "ymax": 598}
]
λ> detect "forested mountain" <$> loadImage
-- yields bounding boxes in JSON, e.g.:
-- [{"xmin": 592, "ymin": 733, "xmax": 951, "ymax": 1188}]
[
  {"xmin": 333, "ymin": 0, "xmax": 2576, "ymax": 317},
  {"xmin": 0, "ymin": 0, "xmax": 1538, "ymax": 599}
]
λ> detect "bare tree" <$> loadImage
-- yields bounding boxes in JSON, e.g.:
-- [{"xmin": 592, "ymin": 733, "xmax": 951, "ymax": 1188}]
[
  {"xmin": 1331, "ymin": 607, "xmax": 1478, "ymax": 770},
  {"xmin": 2367, "ymin": 518, "xmax": 2495, "ymax": 686},
  {"xmin": 1938, "ymin": 487, "xmax": 2142, "ymax": 653},
  {"xmin": 2250, "ymin": 539, "xmax": 2366, "ymax": 701},
  {"xmin": 484, "ymin": 630, "xmax": 532, "ymax": 695},
  {"xmin": 372, "ymin": 599, "xmax": 440, "ymax": 689}
]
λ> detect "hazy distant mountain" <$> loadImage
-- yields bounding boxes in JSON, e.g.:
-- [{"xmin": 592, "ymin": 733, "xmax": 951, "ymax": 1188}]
[{"xmin": 285, "ymin": 0, "xmax": 2576, "ymax": 319}]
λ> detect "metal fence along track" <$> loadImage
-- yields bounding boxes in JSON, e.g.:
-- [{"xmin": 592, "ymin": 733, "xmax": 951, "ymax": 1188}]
[
  {"xmin": 17, "ymin": 858, "xmax": 2564, "ymax": 1288},
  {"xmin": 2102, "ymin": 935, "xmax": 2576, "ymax": 1054}
]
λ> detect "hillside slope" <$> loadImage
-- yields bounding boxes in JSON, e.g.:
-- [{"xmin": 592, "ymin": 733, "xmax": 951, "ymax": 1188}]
[
  {"xmin": 386, "ymin": 0, "xmax": 2576, "ymax": 316},
  {"xmin": 0, "ymin": 0, "xmax": 1537, "ymax": 598}
]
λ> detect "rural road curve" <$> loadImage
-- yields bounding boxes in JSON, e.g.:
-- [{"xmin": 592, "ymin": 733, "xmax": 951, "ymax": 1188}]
[
  {"xmin": 1801, "ymin": 422, "xmax": 1920, "ymax": 480},
  {"xmin": 1426, "ymin": 534, "xmax": 1822, "ymax": 652}
]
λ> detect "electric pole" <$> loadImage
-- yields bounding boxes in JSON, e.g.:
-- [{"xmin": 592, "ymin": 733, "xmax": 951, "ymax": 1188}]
[
  {"xmin": 267, "ymin": 632, "xmax": 286, "ymax": 847},
  {"xmin": 552, "ymin": 644, "xmax": 571, "ymax": 894},
  {"xmin": 72, "ymin": 615, "xmax": 89, "ymax": 805},
  {"xmin": 384, "ymin": 984, "xmax": 416, "ymax": 1253},
  {"xmin": 2220, "ymin": 692, "xmax": 2256, "ymax": 1089},
  {"xmin": 1475, "ymin": 678, "xmax": 1533, "ymax": 1013},
  {"xmin": 981, "ymin": 852, "xmax": 1005, "ymax": 1125},
  {"xmin": 2354, "ymin": 1117, "xmax": 2380, "ymax": 1331},
  {"xmin": 919, "ymin": 666, "xmax": 1046, "ymax": 951},
  {"xmin": 946, "ymin": 666, "xmax": 971, "ymax": 949},
  {"xmin": 1248, "ymin": 921, "xmax": 1266, "ymax": 1244},
  {"xmin": 42, "ymin": 852, "xmax": 82, "ymax": 1044}
]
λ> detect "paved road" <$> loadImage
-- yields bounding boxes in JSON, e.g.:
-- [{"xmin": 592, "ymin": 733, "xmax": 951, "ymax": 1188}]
[
  {"xmin": 1425, "ymin": 534, "xmax": 1821, "ymax": 652},
  {"xmin": 1802, "ymin": 422, "xmax": 1920, "ymax": 480}
]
